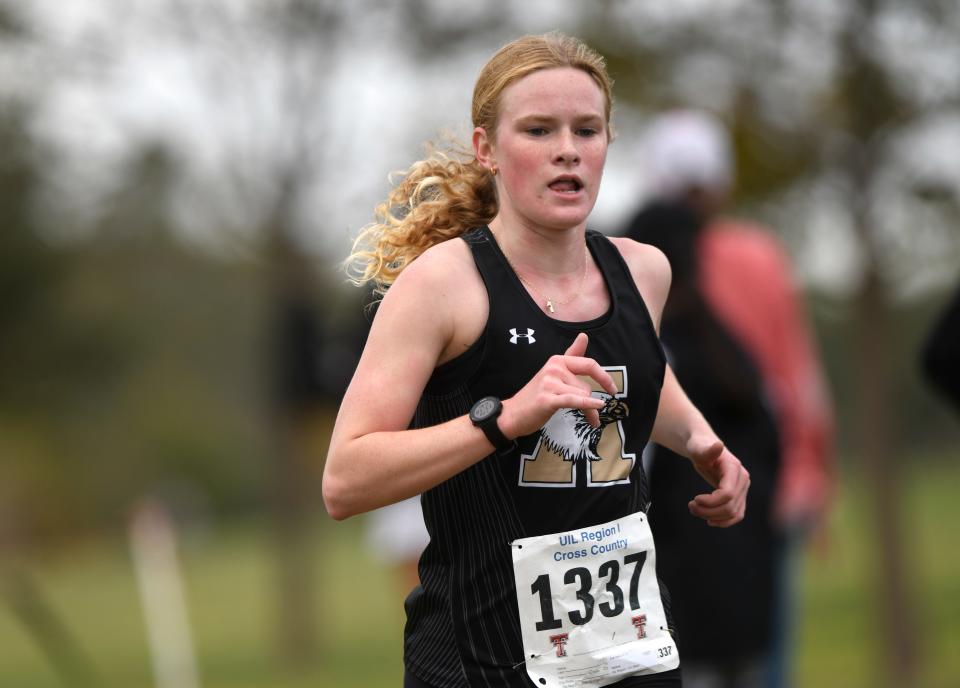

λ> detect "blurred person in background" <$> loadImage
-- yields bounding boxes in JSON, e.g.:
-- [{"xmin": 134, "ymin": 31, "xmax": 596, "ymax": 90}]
[
  {"xmin": 366, "ymin": 495, "xmax": 429, "ymax": 593},
  {"xmin": 920, "ymin": 282, "xmax": 960, "ymax": 412},
  {"xmin": 623, "ymin": 110, "xmax": 835, "ymax": 688},
  {"xmin": 323, "ymin": 34, "xmax": 751, "ymax": 688}
]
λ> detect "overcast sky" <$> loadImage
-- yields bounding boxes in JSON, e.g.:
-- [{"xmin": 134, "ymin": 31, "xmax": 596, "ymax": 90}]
[
  {"xmin": 7, "ymin": 0, "xmax": 960, "ymax": 298},
  {"xmin": 13, "ymin": 0, "xmax": 647, "ymax": 246}
]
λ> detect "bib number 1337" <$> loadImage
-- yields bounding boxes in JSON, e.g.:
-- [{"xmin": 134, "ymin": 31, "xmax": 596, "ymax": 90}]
[
  {"xmin": 530, "ymin": 551, "xmax": 648, "ymax": 631},
  {"xmin": 510, "ymin": 513, "xmax": 679, "ymax": 687}
]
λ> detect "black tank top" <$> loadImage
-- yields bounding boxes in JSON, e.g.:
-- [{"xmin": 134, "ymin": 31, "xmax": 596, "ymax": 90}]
[{"xmin": 404, "ymin": 226, "xmax": 669, "ymax": 688}]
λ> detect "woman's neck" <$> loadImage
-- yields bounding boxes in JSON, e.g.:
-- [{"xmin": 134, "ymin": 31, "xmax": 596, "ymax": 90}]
[
  {"xmin": 489, "ymin": 215, "xmax": 600, "ymax": 317},
  {"xmin": 488, "ymin": 215, "xmax": 587, "ymax": 277}
]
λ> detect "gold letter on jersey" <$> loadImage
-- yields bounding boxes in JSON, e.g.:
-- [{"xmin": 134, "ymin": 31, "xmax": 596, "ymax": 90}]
[{"xmin": 518, "ymin": 366, "xmax": 634, "ymax": 487}]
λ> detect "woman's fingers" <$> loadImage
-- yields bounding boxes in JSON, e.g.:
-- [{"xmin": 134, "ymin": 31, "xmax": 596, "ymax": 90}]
[
  {"xmin": 564, "ymin": 332, "xmax": 589, "ymax": 357},
  {"xmin": 562, "ymin": 333, "xmax": 618, "ymax": 396},
  {"xmin": 505, "ymin": 332, "xmax": 617, "ymax": 436},
  {"xmin": 689, "ymin": 493, "xmax": 739, "ymax": 518},
  {"xmin": 550, "ymin": 391, "xmax": 603, "ymax": 426},
  {"xmin": 550, "ymin": 377, "xmax": 605, "ymax": 419},
  {"xmin": 691, "ymin": 465, "xmax": 746, "ymax": 508},
  {"xmin": 688, "ymin": 452, "xmax": 750, "ymax": 526},
  {"xmin": 563, "ymin": 357, "xmax": 617, "ymax": 396},
  {"xmin": 691, "ymin": 439, "xmax": 724, "ymax": 466},
  {"xmin": 688, "ymin": 495, "xmax": 745, "ymax": 525}
]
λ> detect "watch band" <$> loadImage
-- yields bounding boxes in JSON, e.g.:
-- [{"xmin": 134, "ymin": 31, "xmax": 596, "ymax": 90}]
[
  {"xmin": 479, "ymin": 416, "xmax": 514, "ymax": 452},
  {"xmin": 470, "ymin": 396, "xmax": 516, "ymax": 453}
]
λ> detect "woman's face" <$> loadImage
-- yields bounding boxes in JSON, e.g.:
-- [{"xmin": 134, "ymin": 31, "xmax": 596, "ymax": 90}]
[{"xmin": 475, "ymin": 67, "xmax": 609, "ymax": 234}]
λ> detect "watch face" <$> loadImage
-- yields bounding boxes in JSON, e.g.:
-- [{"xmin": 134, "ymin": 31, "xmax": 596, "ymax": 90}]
[{"xmin": 473, "ymin": 397, "xmax": 498, "ymax": 421}]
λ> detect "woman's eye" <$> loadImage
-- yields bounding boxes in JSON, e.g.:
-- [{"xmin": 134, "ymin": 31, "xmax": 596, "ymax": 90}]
[
  {"xmin": 527, "ymin": 127, "xmax": 548, "ymax": 136},
  {"xmin": 577, "ymin": 128, "xmax": 599, "ymax": 137}
]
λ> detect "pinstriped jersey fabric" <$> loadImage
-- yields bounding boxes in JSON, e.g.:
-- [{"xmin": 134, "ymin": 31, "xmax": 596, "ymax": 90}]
[{"xmin": 404, "ymin": 226, "xmax": 670, "ymax": 687}]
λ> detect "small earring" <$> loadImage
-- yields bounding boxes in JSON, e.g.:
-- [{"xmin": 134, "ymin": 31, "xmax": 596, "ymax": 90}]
[{"xmin": 490, "ymin": 164, "xmax": 499, "ymax": 176}]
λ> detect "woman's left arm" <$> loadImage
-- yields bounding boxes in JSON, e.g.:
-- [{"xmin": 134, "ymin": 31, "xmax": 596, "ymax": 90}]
[
  {"xmin": 611, "ymin": 237, "xmax": 750, "ymax": 527},
  {"xmin": 651, "ymin": 365, "xmax": 750, "ymax": 527}
]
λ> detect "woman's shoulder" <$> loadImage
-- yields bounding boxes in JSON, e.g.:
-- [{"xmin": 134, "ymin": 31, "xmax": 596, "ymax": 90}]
[
  {"xmin": 608, "ymin": 236, "xmax": 671, "ymax": 284},
  {"xmin": 390, "ymin": 234, "xmax": 473, "ymax": 290},
  {"xmin": 607, "ymin": 236, "xmax": 671, "ymax": 330},
  {"xmin": 393, "ymin": 235, "xmax": 478, "ymax": 292},
  {"xmin": 379, "ymin": 234, "xmax": 487, "ymax": 361}
]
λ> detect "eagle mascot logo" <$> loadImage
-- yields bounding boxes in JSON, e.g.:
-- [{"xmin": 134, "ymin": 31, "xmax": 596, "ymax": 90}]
[{"xmin": 540, "ymin": 396, "xmax": 629, "ymax": 463}]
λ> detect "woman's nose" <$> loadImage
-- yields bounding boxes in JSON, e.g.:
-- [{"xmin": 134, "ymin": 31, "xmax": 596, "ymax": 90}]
[{"xmin": 554, "ymin": 130, "xmax": 581, "ymax": 164}]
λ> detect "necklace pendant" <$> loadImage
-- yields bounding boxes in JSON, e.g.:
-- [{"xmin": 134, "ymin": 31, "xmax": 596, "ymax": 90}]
[{"xmin": 546, "ymin": 299, "xmax": 555, "ymax": 313}]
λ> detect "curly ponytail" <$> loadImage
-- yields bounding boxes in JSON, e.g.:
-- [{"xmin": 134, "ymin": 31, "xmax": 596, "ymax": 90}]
[{"xmin": 345, "ymin": 141, "xmax": 497, "ymax": 296}]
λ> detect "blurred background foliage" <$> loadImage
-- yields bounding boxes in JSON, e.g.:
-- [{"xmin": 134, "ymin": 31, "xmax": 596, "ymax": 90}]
[{"xmin": 0, "ymin": 1, "xmax": 958, "ymax": 687}]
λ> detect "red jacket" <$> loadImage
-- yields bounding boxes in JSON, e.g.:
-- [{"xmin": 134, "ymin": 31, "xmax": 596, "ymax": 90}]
[{"xmin": 699, "ymin": 219, "xmax": 835, "ymax": 529}]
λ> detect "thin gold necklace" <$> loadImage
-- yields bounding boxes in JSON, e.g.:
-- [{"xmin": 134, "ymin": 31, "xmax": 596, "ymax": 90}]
[{"xmin": 500, "ymin": 242, "xmax": 590, "ymax": 314}]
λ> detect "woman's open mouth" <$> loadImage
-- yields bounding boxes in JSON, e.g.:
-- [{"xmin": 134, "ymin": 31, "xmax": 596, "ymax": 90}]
[{"xmin": 548, "ymin": 176, "xmax": 584, "ymax": 194}]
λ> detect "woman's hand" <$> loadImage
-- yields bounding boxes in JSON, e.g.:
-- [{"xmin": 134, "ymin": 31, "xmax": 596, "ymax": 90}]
[
  {"xmin": 686, "ymin": 436, "xmax": 751, "ymax": 527},
  {"xmin": 500, "ymin": 333, "xmax": 618, "ymax": 438}
]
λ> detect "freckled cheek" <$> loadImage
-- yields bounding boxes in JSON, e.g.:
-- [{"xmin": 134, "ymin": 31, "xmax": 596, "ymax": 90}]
[
  {"xmin": 584, "ymin": 144, "xmax": 607, "ymax": 170},
  {"xmin": 506, "ymin": 144, "xmax": 542, "ymax": 175},
  {"xmin": 583, "ymin": 147, "xmax": 607, "ymax": 190},
  {"xmin": 501, "ymin": 148, "xmax": 544, "ymax": 195}
]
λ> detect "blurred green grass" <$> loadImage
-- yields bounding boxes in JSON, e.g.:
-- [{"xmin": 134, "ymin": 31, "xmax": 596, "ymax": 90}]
[
  {"xmin": 796, "ymin": 457, "xmax": 960, "ymax": 688},
  {"xmin": 2, "ymin": 459, "xmax": 958, "ymax": 688}
]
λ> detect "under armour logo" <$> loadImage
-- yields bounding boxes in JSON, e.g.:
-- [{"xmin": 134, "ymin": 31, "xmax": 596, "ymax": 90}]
[{"xmin": 509, "ymin": 328, "xmax": 536, "ymax": 344}]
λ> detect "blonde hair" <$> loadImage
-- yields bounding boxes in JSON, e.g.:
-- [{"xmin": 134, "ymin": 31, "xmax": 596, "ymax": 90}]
[{"xmin": 346, "ymin": 32, "xmax": 613, "ymax": 296}]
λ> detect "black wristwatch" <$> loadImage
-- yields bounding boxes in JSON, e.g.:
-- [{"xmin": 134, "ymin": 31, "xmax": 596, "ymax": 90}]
[{"xmin": 469, "ymin": 396, "xmax": 516, "ymax": 454}]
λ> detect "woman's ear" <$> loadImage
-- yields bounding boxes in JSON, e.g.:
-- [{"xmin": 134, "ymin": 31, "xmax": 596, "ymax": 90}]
[{"xmin": 473, "ymin": 126, "xmax": 496, "ymax": 172}]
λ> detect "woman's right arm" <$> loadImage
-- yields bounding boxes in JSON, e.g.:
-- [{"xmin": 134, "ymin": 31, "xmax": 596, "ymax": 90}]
[
  {"xmin": 322, "ymin": 244, "xmax": 617, "ymax": 521},
  {"xmin": 322, "ymin": 245, "xmax": 493, "ymax": 520}
]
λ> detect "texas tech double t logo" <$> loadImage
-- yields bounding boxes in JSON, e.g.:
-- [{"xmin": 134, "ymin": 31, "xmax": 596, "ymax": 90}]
[{"xmin": 519, "ymin": 366, "xmax": 634, "ymax": 487}]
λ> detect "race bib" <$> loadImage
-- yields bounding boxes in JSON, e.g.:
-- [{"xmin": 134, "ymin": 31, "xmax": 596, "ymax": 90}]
[{"xmin": 511, "ymin": 511, "xmax": 679, "ymax": 687}]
